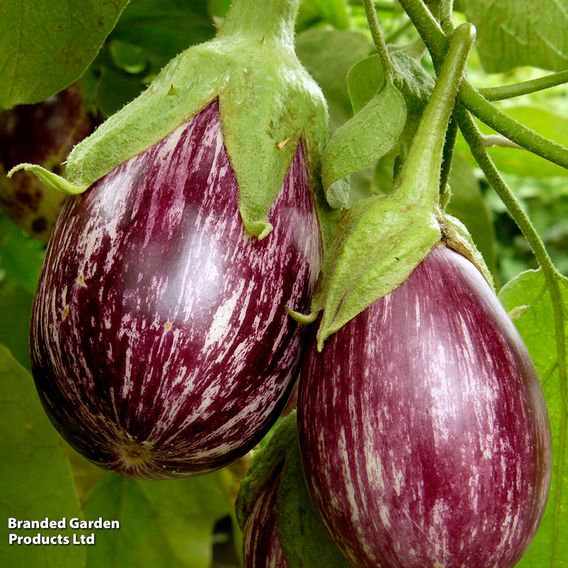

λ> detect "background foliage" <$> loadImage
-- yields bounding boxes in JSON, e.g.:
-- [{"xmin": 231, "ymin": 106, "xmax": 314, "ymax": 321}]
[{"xmin": 0, "ymin": 0, "xmax": 567, "ymax": 566}]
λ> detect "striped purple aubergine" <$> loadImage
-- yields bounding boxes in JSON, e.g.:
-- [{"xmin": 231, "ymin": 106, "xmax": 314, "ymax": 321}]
[
  {"xmin": 299, "ymin": 246, "xmax": 551, "ymax": 568},
  {"xmin": 243, "ymin": 470, "xmax": 288, "ymax": 567},
  {"xmin": 30, "ymin": 100, "xmax": 321, "ymax": 478}
]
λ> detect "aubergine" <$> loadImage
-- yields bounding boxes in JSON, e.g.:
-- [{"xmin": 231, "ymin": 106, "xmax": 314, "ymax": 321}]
[
  {"xmin": 243, "ymin": 468, "xmax": 288, "ymax": 568},
  {"xmin": 31, "ymin": 100, "xmax": 321, "ymax": 478},
  {"xmin": 0, "ymin": 86, "xmax": 94, "ymax": 242},
  {"xmin": 298, "ymin": 245, "xmax": 551, "ymax": 568}
]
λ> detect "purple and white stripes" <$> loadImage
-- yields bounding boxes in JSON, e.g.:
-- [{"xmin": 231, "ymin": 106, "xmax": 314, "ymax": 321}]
[
  {"xmin": 243, "ymin": 469, "xmax": 288, "ymax": 568},
  {"xmin": 299, "ymin": 246, "xmax": 551, "ymax": 568},
  {"xmin": 31, "ymin": 100, "xmax": 321, "ymax": 478}
]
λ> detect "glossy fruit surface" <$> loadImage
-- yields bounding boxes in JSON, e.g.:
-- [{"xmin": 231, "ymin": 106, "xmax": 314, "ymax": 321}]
[
  {"xmin": 0, "ymin": 86, "xmax": 94, "ymax": 242},
  {"xmin": 31, "ymin": 100, "xmax": 321, "ymax": 478},
  {"xmin": 299, "ymin": 246, "xmax": 551, "ymax": 568}
]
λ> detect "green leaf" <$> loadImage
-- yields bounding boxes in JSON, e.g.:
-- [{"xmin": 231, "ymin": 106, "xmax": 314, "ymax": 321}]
[
  {"xmin": 277, "ymin": 426, "xmax": 349, "ymax": 568},
  {"xmin": 347, "ymin": 54, "xmax": 385, "ymax": 114},
  {"xmin": 110, "ymin": 0, "xmax": 215, "ymax": 72},
  {"xmin": 0, "ymin": 345, "xmax": 84, "ymax": 568},
  {"xmin": 0, "ymin": 212, "xmax": 45, "ymax": 294},
  {"xmin": 298, "ymin": 0, "xmax": 351, "ymax": 30},
  {"xmin": 347, "ymin": 51, "xmax": 434, "ymax": 116},
  {"xmin": 209, "ymin": 0, "xmax": 232, "ymax": 19},
  {"xmin": 345, "ymin": 51, "xmax": 434, "ymax": 204},
  {"xmin": 462, "ymin": 0, "xmax": 568, "ymax": 72},
  {"xmin": 84, "ymin": 473, "xmax": 232, "ymax": 568},
  {"xmin": 81, "ymin": 61, "xmax": 147, "ymax": 117},
  {"xmin": 390, "ymin": 50, "xmax": 435, "ymax": 114},
  {"xmin": 322, "ymin": 81, "xmax": 407, "ymax": 206},
  {"xmin": 0, "ymin": 0, "xmax": 129, "ymax": 109},
  {"xmin": 499, "ymin": 271, "xmax": 568, "ymax": 567},
  {"xmin": 0, "ymin": 284, "xmax": 33, "ymax": 370},
  {"xmin": 446, "ymin": 152, "xmax": 497, "ymax": 281},
  {"xmin": 296, "ymin": 29, "xmax": 372, "ymax": 130},
  {"xmin": 108, "ymin": 40, "xmax": 148, "ymax": 74}
]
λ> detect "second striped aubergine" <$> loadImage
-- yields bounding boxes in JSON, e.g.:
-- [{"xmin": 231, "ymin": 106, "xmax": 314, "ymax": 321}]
[
  {"xmin": 298, "ymin": 246, "xmax": 551, "ymax": 567},
  {"xmin": 31, "ymin": 100, "xmax": 321, "ymax": 478},
  {"xmin": 297, "ymin": 25, "xmax": 550, "ymax": 568}
]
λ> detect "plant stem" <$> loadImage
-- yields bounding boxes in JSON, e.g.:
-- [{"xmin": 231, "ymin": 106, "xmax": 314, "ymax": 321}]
[
  {"xmin": 219, "ymin": 0, "xmax": 299, "ymax": 45},
  {"xmin": 439, "ymin": 117, "xmax": 458, "ymax": 195},
  {"xmin": 479, "ymin": 70, "xmax": 568, "ymax": 101},
  {"xmin": 363, "ymin": 0, "xmax": 395, "ymax": 83},
  {"xmin": 439, "ymin": 0, "xmax": 454, "ymax": 34},
  {"xmin": 397, "ymin": 0, "xmax": 568, "ymax": 170},
  {"xmin": 397, "ymin": 23, "xmax": 475, "ymax": 205},
  {"xmin": 457, "ymin": 105, "xmax": 567, "ymax": 567},
  {"xmin": 464, "ymin": 83, "xmax": 568, "ymax": 167}
]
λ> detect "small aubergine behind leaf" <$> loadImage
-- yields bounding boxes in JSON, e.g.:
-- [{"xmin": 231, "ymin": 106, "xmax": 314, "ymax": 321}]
[
  {"xmin": 25, "ymin": 0, "xmax": 327, "ymax": 478},
  {"xmin": 237, "ymin": 414, "xmax": 350, "ymax": 568},
  {"xmin": 243, "ymin": 468, "xmax": 288, "ymax": 568}
]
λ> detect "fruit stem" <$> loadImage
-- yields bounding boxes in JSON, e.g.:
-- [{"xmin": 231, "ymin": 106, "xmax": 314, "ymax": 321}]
[
  {"xmin": 363, "ymin": 0, "xmax": 395, "ymax": 84},
  {"xmin": 218, "ymin": 0, "xmax": 299, "ymax": 46},
  {"xmin": 395, "ymin": 23, "xmax": 475, "ymax": 206},
  {"xmin": 439, "ymin": 0, "xmax": 454, "ymax": 34},
  {"xmin": 397, "ymin": 0, "xmax": 568, "ymax": 169},
  {"xmin": 439, "ymin": 116, "xmax": 458, "ymax": 198}
]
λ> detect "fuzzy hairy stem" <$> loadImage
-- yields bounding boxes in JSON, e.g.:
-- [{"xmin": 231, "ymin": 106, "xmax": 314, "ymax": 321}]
[
  {"xmin": 397, "ymin": 0, "xmax": 568, "ymax": 170},
  {"xmin": 219, "ymin": 0, "xmax": 299, "ymax": 44},
  {"xmin": 479, "ymin": 71, "xmax": 568, "ymax": 101},
  {"xmin": 363, "ymin": 0, "xmax": 395, "ymax": 83}
]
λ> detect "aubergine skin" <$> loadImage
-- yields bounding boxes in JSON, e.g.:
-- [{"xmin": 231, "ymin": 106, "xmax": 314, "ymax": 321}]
[
  {"xmin": 299, "ymin": 246, "xmax": 551, "ymax": 568},
  {"xmin": 30, "ymin": 100, "xmax": 321, "ymax": 478},
  {"xmin": 243, "ymin": 471, "xmax": 288, "ymax": 568}
]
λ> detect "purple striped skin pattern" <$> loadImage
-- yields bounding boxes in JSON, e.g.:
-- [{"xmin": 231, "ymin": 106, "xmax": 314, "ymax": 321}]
[
  {"xmin": 243, "ymin": 472, "xmax": 288, "ymax": 568},
  {"xmin": 299, "ymin": 246, "xmax": 551, "ymax": 568},
  {"xmin": 30, "ymin": 100, "xmax": 321, "ymax": 478}
]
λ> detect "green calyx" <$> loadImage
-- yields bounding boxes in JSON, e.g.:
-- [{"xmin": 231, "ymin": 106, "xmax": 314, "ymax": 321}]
[
  {"xmin": 440, "ymin": 212, "xmax": 494, "ymax": 287},
  {"xmin": 8, "ymin": 0, "xmax": 328, "ymax": 239},
  {"xmin": 296, "ymin": 23, "xmax": 477, "ymax": 349},
  {"xmin": 307, "ymin": 193, "xmax": 442, "ymax": 350},
  {"xmin": 276, "ymin": 421, "xmax": 350, "ymax": 568},
  {"xmin": 235, "ymin": 415, "xmax": 295, "ymax": 529}
]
